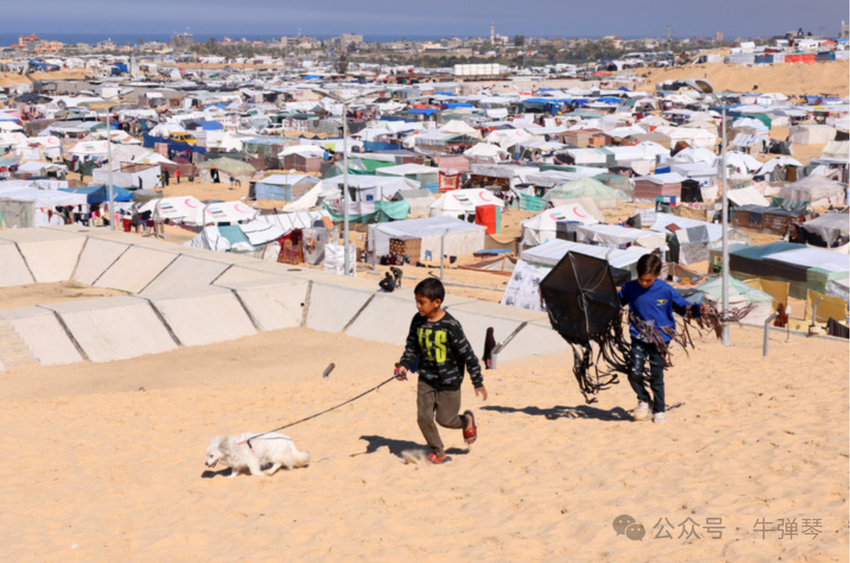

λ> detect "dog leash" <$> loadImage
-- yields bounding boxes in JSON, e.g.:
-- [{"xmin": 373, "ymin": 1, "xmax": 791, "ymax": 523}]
[{"xmin": 243, "ymin": 374, "xmax": 398, "ymax": 449}]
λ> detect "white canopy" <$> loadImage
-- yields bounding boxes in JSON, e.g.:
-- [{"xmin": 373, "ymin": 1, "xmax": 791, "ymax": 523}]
[
  {"xmin": 429, "ymin": 188, "xmax": 504, "ymax": 218},
  {"xmin": 520, "ymin": 203, "xmax": 599, "ymax": 246},
  {"xmin": 367, "ymin": 216, "xmax": 485, "ymax": 260},
  {"xmin": 0, "ymin": 185, "xmax": 86, "ymax": 207}
]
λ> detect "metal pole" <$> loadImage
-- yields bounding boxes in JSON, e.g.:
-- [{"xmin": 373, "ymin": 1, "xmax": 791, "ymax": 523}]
[
  {"xmin": 440, "ymin": 229, "xmax": 447, "ymax": 280},
  {"xmin": 342, "ymin": 99, "xmax": 351, "ymax": 276},
  {"xmin": 763, "ymin": 310, "xmax": 779, "ymax": 356},
  {"xmin": 106, "ymin": 102, "xmax": 115, "ymax": 231},
  {"xmin": 720, "ymin": 101, "xmax": 730, "ymax": 345}
]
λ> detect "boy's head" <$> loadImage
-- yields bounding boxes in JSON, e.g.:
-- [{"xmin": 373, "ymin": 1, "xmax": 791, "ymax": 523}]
[
  {"xmin": 636, "ymin": 252, "xmax": 663, "ymax": 289},
  {"xmin": 414, "ymin": 278, "xmax": 445, "ymax": 317}
]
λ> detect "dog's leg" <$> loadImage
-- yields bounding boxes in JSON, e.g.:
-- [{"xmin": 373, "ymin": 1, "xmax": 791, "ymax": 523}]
[
  {"xmin": 246, "ymin": 458, "xmax": 264, "ymax": 476},
  {"xmin": 227, "ymin": 467, "xmax": 241, "ymax": 479},
  {"xmin": 263, "ymin": 463, "xmax": 281, "ymax": 476}
]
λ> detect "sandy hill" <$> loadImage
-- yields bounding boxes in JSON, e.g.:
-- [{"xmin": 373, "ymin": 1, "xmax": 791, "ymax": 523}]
[{"xmin": 639, "ymin": 60, "xmax": 850, "ymax": 96}]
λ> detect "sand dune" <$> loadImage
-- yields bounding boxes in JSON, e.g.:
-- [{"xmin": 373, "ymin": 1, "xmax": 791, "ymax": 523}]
[{"xmin": 0, "ymin": 319, "xmax": 845, "ymax": 562}]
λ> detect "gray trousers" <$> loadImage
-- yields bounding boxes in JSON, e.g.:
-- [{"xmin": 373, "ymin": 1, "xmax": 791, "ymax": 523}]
[{"xmin": 417, "ymin": 379, "xmax": 465, "ymax": 458}]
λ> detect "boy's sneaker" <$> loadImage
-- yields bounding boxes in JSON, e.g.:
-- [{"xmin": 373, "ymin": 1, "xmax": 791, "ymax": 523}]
[
  {"xmin": 633, "ymin": 401, "xmax": 650, "ymax": 421},
  {"xmin": 653, "ymin": 412, "xmax": 666, "ymax": 424}
]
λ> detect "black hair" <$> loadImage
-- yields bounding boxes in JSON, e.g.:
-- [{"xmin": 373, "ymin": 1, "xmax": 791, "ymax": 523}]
[
  {"xmin": 414, "ymin": 278, "xmax": 445, "ymax": 302},
  {"xmin": 636, "ymin": 252, "xmax": 663, "ymax": 278}
]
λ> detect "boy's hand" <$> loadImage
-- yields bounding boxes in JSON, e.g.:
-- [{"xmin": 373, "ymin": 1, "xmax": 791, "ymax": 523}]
[
  {"xmin": 475, "ymin": 386, "xmax": 488, "ymax": 401},
  {"xmin": 394, "ymin": 366, "xmax": 408, "ymax": 381}
]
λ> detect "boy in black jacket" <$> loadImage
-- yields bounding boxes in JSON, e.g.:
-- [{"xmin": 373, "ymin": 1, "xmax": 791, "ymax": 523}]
[{"xmin": 395, "ymin": 278, "xmax": 487, "ymax": 464}]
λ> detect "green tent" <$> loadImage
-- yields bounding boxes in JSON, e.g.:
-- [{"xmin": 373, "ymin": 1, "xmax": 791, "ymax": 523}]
[
  {"xmin": 322, "ymin": 200, "xmax": 410, "ymax": 223},
  {"xmin": 542, "ymin": 176, "xmax": 628, "ymax": 206}
]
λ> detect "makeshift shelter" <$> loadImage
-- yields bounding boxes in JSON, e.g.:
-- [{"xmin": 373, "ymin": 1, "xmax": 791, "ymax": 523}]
[
  {"xmin": 394, "ymin": 189, "xmax": 436, "ymax": 217},
  {"xmin": 541, "ymin": 176, "xmax": 627, "ymax": 210},
  {"xmin": 632, "ymin": 172, "xmax": 685, "ymax": 203},
  {"xmin": 366, "ymin": 216, "xmax": 486, "ymax": 262},
  {"xmin": 787, "ymin": 124, "xmax": 835, "ymax": 145},
  {"xmin": 574, "ymin": 224, "xmax": 665, "ymax": 250},
  {"xmin": 776, "ymin": 175, "xmax": 846, "ymax": 207},
  {"xmin": 429, "ymin": 188, "xmax": 504, "ymax": 219},
  {"xmin": 197, "ymin": 157, "xmax": 255, "ymax": 185},
  {"xmin": 801, "ymin": 212, "xmax": 850, "ymax": 247},
  {"xmin": 0, "ymin": 185, "xmax": 87, "ymax": 228},
  {"xmin": 520, "ymin": 203, "xmax": 599, "ymax": 246},
  {"xmin": 252, "ymin": 174, "xmax": 321, "ymax": 201},
  {"xmin": 731, "ymin": 205, "xmax": 809, "ymax": 236},
  {"xmin": 376, "ymin": 163, "xmax": 439, "ymax": 192},
  {"xmin": 685, "ymin": 277, "xmax": 775, "ymax": 326},
  {"xmin": 60, "ymin": 185, "xmax": 133, "ymax": 204}
]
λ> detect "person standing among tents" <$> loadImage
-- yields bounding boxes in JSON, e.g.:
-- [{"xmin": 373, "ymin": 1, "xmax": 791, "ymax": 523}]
[
  {"xmin": 175, "ymin": 167, "xmax": 181, "ymax": 184},
  {"xmin": 619, "ymin": 252, "xmax": 708, "ymax": 425},
  {"xmin": 162, "ymin": 169, "xmax": 170, "ymax": 186}
]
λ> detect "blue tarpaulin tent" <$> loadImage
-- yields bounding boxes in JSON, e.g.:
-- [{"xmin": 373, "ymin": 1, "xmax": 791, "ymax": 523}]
[{"xmin": 60, "ymin": 185, "xmax": 134, "ymax": 203}]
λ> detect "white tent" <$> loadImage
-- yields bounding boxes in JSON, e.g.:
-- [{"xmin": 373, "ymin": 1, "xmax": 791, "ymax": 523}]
[
  {"xmin": 323, "ymin": 175, "xmax": 419, "ymax": 202},
  {"xmin": 727, "ymin": 186, "xmax": 770, "ymax": 207},
  {"xmin": 463, "ymin": 142, "xmax": 509, "ymax": 161},
  {"xmin": 367, "ymin": 216, "xmax": 486, "ymax": 261},
  {"xmin": 788, "ymin": 124, "xmax": 835, "ymax": 145},
  {"xmin": 575, "ymin": 224, "xmax": 666, "ymax": 249},
  {"xmin": 520, "ymin": 203, "xmax": 599, "ymax": 246},
  {"xmin": 139, "ymin": 195, "xmax": 203, "ymax": 222},
  {"xmin": 67, "ymin": 140, "xmax": 110, "ymax": 158},
  {"xmin": 439, "ymin": 120, "xmax": 482, "ymax": 139},
  {"xmin": 654, "ymin": 126, "xmax": 717, "ymax": 147},
  {"xmin": 777, "ymin": 175, "xmax": 846, "ymax": 207},
  {"xmin": 429, "ymin": 188, "xmax": 504, "ymax": 219}
]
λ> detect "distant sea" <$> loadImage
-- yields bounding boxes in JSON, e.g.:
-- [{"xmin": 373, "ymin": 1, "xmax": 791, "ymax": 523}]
[{"xmin": 0, "ymin": 32, "xmax": 448, "ymax": 47}]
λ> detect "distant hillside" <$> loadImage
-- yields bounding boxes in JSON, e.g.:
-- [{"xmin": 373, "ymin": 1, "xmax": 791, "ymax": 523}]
[{"xmin": 639, "ymin": 60, "xmax": 849, "ymax": 96}]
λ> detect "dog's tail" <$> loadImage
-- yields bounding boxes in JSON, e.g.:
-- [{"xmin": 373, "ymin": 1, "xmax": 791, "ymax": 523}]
[{"xmin": 292, "ymin": 449, "xmax": 311, "ymax": 468}]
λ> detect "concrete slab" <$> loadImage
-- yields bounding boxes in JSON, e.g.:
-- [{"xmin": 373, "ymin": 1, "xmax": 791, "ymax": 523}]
[
  {"xmin": 344, "ymin": 292, "xmax": 413, "ymax": 346},
  {"xmin": 442, "ymin": 304, "xmax": 527, "ymax": 360},
  {"xmin": 306, "ymin": 282, "xmax": 375, "ymax": 333},
  {"xmin": 94, "ymin": 246, "xmax": 179, "ymax": 293},
  {"xmin": 212, "ymin": 265, "xmax": 281, "ymax": 286},
  {"xmin": 146, "ymin": 287, "xmax": 257, "ymax": 347},
  {"xmin": 72, "ymin": 238, "xmax": 131, "ymax": 286},
  {"xmin": 11, "ymin": 236, "xmax": 86, "ymax": 283},
  {"xmin": 218, "ymin": 279, "xmax": 310, "ymax": 332},
  {"xmin": 42, "ymin": 296, "xmax": 179, "ymax": 362},
  {"xmin": 140, "ymin": 255, "xmax": 229, "ymax": 297},
  {"xmin": 0, "ymin": 241, "xmax": 35, "ymax": 287},
  {"xmin": 496, "ymin": 320, "xmax": 568, "ymax": 362},
  {"xmin": 0, "ymin": 307, "xmax": 84, "ymax": 365}
]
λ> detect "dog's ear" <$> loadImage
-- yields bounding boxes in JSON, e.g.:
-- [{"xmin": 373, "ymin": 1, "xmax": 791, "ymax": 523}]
[{"xmin": 218, "ymin": 436, "xmax": 231, "ymax": 457}]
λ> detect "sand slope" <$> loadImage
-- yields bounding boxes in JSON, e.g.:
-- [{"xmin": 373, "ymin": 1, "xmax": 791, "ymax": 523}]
[{"xmin": 0, "ymin": 320, "xmax": 845, "ymax": 562}]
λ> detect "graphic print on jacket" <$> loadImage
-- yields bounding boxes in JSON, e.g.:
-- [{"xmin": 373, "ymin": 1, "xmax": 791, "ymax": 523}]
[{"xmin": 399, "ymin": 311, "xmax": 483, "ymax": 391}]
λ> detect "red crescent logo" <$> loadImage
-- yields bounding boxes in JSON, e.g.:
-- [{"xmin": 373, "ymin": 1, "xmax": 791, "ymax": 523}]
[
  {"xmin": 184, "ymin": 198, "xmax": 199, "ymax": 208},
  {"xmin": 234, "ymin": 203, "xmax": 249, "ymax": 213},
  {"xmin": 572, "ymin": 206, "xmax": 587, "ymax": 218},
  {"xmin": 479, "ymin": 191, "xmax": 492, "ymax": 202}
]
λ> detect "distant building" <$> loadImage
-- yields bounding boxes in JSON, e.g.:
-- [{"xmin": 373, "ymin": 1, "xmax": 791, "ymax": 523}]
[
  {"xmin": 339, "ymin": 34, "xmax": 363, "ymax": 49},
  {"xmin": 171, "ymin": 32, "xmax": 194, "ymax": 50},
  {"xmin": 841, "ymin": 21, "xmax": 849, "ymax": 39},
  {"xmin": 714, "ymin": 31, "xmax": 724, "ymax": 43}
]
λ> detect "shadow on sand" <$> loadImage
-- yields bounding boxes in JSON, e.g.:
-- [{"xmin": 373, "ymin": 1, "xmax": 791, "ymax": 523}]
[
  {"xmin": 356, "ymin": 435, "xmax": 469, "ymax": 459},
  {"xmin": 481, "ymin": 402, "xmax": 684, "ymax": 423}
]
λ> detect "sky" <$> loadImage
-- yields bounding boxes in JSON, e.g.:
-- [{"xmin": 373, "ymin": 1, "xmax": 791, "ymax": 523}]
[{"xmin": 4, "ymin": 0, "xmax": 849, "ymax": 39}]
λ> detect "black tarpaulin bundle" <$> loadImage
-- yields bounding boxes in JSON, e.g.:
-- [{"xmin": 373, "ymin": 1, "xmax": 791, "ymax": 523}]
[{"xmin": 539, "ymin": 251, "xmax": 630, "ymax": 403}]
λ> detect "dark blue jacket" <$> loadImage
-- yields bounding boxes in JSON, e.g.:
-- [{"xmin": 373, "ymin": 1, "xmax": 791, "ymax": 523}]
[{"xmin": 619, "ymin": 279, "xmax": 701, "ymax": 342}]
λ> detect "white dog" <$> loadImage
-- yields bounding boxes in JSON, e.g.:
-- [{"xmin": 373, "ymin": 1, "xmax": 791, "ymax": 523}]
[{"xmin": 205, "ymin": 432, "xmax": 311, "ymax": 477}]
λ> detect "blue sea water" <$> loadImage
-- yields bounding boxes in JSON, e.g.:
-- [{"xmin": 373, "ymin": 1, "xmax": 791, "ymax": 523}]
[{"xmin": 0, "ymin": 32, "xmax": 447, "ymax": 47}]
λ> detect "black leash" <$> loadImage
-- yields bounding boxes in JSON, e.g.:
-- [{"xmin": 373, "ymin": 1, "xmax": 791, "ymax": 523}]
[{"xmin": 244, "ymin": 374, "xmax": 398, "ymax": 448}]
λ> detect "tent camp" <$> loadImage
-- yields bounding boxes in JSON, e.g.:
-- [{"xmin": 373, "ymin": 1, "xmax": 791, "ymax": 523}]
[
  {"xmin": 366, "ymin": 216, "xmax": 486, "ymax": 261},
  {"xmin": 376, "ymin": 163, "xmax": 439, "ymax": 192},
  {"xmin": 520, "ymin": 203, "xmax": 599, "ymax": 246},
  {"xmin": 542, "ymin": 176, "xmax": 628, "ymax": 209},
  {"xmin": 776, "ymin": 175, "xmax": 846, "ymax": 207},
  {"xmin": 574, "ymin": 224, "xmax": 666, "ymax": 249},
  {"xmin": 197, "ymin": 157, "xmax": 256, "ymax": 185},
  {"xmin": 787, "ymin": 124, "xmax": 835, "ymax": 145},
  {"xmin": 502, "ymin": 239, "xmax": 653, "ymax": 311},
  {"xmin": 429, "ymin": 188, "xmax": 504, "ymax": 219},
  {"xmin": 0, "ymin": 184, "xmax": 87, "ymax": 228},
  {"xmin": 253, "ymin": 174, "xmax": 321, "ymax": 201},
  {"xmin": 801, "ymin": 212, "xmax": 850, "ymax": 247},
  {"xmin": 394, "ymin": 188, "xmax": 436, "ymax": 217}
]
